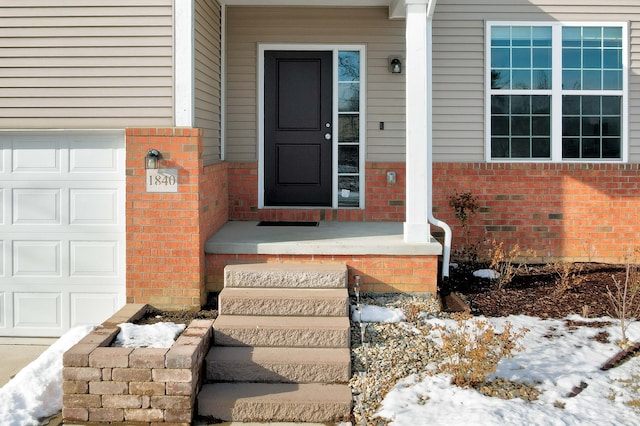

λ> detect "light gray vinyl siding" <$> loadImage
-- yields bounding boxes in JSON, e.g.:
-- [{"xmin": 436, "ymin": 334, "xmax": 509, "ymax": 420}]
[
  {"xmin": 194, "ymin": 0, "xmax": 222, "ymax": 165},
  {"xmin": 0, "ymin": 1, "xmax": 173, "ymax": 129},
  {"xmin": 225, "ymin": 7, "xmax": 406, "ymax": 162},
  {"xmin": 433, "ymin": 0, "xmax": 640, "ymax": 163}
]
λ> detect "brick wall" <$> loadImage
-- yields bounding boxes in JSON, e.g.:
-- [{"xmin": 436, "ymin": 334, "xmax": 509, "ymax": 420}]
[
  {"xmin": 126, "ymin": 128, "xmax": 227, "ymax": 310},
  {"xmin": 205, "ymin": 254, "xmax": 439, "ymax": 293},
  {"xmin": 432, "ymin": 163, "xmax": 640, "ymax": 263},
  {"xmin": 228, "ymin": 162, "xmax": 405, "ymax": 222},
  {"xmin": 228, "ymin": 160, "xmax": 639, "ymax": 264}
]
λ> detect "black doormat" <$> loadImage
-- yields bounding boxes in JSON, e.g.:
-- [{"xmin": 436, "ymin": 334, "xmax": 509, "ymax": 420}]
[{"xmin": 257, "ymin": 221, "xmax": 319, "ymax": 227}]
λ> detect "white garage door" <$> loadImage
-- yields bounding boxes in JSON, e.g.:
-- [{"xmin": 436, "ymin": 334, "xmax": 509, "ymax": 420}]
[{"xmin": 0, "ymin": 132, "xmax": 126, "ymax": 337}]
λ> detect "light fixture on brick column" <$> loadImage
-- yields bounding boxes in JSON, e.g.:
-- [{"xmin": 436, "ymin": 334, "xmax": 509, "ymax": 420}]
[{"xmin": 145, "ymin": 148, "xmax": 160, "ymax": 169}]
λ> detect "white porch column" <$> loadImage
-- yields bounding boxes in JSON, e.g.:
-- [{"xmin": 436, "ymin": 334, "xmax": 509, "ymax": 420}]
[
  {"xmin": 403, "ymin": 0, "xmax": 431, "ymax": 243},
  {"xmin": 175, "ymin": 0, "xmax": 194, "ymax": 127}
]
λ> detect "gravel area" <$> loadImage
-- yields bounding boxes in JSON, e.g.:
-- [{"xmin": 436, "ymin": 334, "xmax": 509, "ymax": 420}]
[
  {"xmin": 349, "ymin": 293, "xmax": 541, "ymax": 425},
  {"xmin": 349, "ymin": 294, "xmax": 443, "ymax": 425}
]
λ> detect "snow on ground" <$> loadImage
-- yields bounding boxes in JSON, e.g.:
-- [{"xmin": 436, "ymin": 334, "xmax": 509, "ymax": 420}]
[
  {"xmin": 0, "ymin": 325, "xmax": 94, "ymax": 426},
  {"xmin": 113, "ymin": 322, "xmax": 185, "ymax": 348},
  {"xmin": 473, "ymin": 269, "xmax": 500, "ymax": 279},
  {"xmin": 351, "ymin": 304, "xmax": 406, "ymax": 323},
  {"xmin": 0, "ymin": 322, "xmax": 183, "ymax": 426},
  {"xmin": 376, "ymin": 313, "xmax": 640, "ymax": 426}
]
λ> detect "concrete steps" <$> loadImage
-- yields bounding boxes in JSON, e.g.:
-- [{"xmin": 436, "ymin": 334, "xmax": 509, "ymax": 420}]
[
  {"xmin": 198, "ymin": 383, "xmax": 352, "ymax": 423},
  {"xmin": 198, "ymin": 263, "xmax": 352, "ymax": 423},
  {"xmin": 206, "ymin": 346, "xmax": 351, "ymax": 383},
  {"xmin": 219, "ymin": 288, "xmax": 349, "ymax": 316},
  {"xmin": 213, "ymin": 315, "xmax": 350, "ymax": 348},
  {"xmin": 224, "ymin": 263, "xmax": 348, "ymax": 289}
]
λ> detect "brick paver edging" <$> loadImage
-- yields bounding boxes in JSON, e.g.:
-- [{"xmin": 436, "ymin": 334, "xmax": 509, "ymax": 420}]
[{"xmin": 62, "ymin": 304, "xmax": 214, "ymax": 425}]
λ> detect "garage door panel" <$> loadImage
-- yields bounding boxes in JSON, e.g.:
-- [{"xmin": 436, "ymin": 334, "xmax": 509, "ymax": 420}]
[
  {"xmin": 70, "ymin": 189, "xmax": 118, "ymax": 225},
  {"xmin": 13, "ymin": 241, "xmax": 61, "ymax": 277},
  {"xmin": 71, "ymin": 293, "xmax": 120, "ymax": 327},
  {"xmin": 70, "ymin": 241, "xmax": 119, "ymax": 277},
  {"xmin": 0, "ymin": 241, "xmax": 4, "ymax": 277},
  {"xmin": 12, "ymin": 142, "xmax": 61, "ymax": 173},
  {"xmin": 14, "ymin": 292, "xmax": 61, "ymax": 329},
  {"xmin": 0, "ymin": 292, "xmax": 5, "ymax": 328},
  {"xmin": 13, "ymin": 188, "xmax": 61, "ymax": 225},
  {"xmin": 70, "ymin": 146, "xmax": 120, "ymax": 173},
  {"xmin": 1, "ymin": 131, "xmax": 125, "ymax": 336}
]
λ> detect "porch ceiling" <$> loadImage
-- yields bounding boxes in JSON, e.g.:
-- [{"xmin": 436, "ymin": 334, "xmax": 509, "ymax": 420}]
[
  {"xmin": 222, "ymin": 0, "xmax": 408, "ymax": 19},
  {"xmin": 204, "ymin": 221, "xmax": 442, "ymax": 256}
]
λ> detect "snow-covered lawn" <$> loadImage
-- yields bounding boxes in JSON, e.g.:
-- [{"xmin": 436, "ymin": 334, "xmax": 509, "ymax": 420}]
[{"xmin": 372, "ymin": 311, "xmax": 640, "ymax": 425}]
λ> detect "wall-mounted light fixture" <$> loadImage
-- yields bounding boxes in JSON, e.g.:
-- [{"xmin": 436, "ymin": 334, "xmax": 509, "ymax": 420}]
[
  {"xmin": 389, "ymin": 56, "xmax": 402, "ymax": 74},
  {"xmin": 145, "ymin": 149, "xmax": 161, "ymax": 169}
]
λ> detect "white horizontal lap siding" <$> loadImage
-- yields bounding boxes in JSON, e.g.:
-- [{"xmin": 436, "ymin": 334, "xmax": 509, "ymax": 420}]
[
  {"xmin": 195, "ymin": 0, "xmax": 223, "ymax": 165},
  {"xmin": 433, "ymin": 0, "xmax": 640, "ymax": 163},
  {"xmin": 225, "ymin": 7, "xmax": 406, "ymax": 163},
  {"xmin": 0, "ymin": 1, "xmax": 174, "ymax": 129}
]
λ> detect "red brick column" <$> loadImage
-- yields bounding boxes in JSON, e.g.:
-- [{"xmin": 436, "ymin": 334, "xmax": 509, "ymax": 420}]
[{"xmin": 126, "ymin": 128, "xmax": 227, "ymax": 309}]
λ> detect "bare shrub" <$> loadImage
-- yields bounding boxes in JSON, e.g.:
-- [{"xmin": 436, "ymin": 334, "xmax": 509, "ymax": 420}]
[
  {"xmin": 487, "ymin": 240, "xmax": 534, "ymax": 289},
  {"xmin": 548, "ymin": 262, "xmax": 586, "ymax": 295},
  {"xmin": 448, "ymin": 191, "xmax": 481, "ymax": 263},
  {"xmin": 606, "ymin": 252, "xmax": 640, "ymax": 346},
  {"xmin": 434, "ymin": 313, "xmax": 528, "ymax": 387}
]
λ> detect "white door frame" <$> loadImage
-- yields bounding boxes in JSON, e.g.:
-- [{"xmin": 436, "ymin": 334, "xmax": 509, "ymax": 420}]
[{"xmin": 257, "ymin": 43, "xmax": 366, "ymax": 209}]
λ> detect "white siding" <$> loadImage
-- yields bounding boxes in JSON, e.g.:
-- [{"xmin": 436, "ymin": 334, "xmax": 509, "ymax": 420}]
[
  {"xmin": 0, "ymin": 1, "xmax": 174, "ymax": 129},
  {"xmin": 195, "ymin": 0, "xmax": 223, "ymax": 165},
  {"xmin": 226, "ymin": 7, "xmax": 406, "ymax": 162},
  {"xmin": 433, "ymin": 0, "xmax": 640, "ymax": 162}
]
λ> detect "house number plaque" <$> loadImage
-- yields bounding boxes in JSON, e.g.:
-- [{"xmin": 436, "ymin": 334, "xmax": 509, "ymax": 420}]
[{"xmin": 146, "ymin": 168, "xmax": 178, "ymax": 193}]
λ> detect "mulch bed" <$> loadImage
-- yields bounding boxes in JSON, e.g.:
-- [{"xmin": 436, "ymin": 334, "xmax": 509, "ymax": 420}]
[{"xmin": 445, "ymin": 262, "xmax": 637, "ymax": 319}]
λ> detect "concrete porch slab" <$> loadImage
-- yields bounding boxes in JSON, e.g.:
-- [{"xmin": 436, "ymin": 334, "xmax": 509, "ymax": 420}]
[{"xmin": 204, "ymin": 221, "xmax": 442, "ymax": 256}]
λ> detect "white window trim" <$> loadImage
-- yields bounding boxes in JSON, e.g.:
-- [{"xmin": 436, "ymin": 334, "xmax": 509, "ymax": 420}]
[
  {"xmin": 257, "ymin": 44, "xmax": 367, "ymax": 209},
  {"xmin": 485, "ymin": 21, "xmax": 629, "ymax": 163}
]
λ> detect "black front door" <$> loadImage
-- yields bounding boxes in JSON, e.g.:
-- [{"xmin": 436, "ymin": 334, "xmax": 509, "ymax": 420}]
[{"xmin": 264, "ymin": 51, "xmax": 332, "ymax": 206}]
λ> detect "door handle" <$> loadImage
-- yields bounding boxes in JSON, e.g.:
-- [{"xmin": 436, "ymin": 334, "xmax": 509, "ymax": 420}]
[{"xmin": 324, "ymin": 133, "xmax": 332, "ymax": 140}]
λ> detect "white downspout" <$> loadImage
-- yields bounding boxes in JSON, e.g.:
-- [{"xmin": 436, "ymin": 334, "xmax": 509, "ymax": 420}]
[{"xmin": 425, "ymin": 0, "xmax": 452, "ymax": 279}]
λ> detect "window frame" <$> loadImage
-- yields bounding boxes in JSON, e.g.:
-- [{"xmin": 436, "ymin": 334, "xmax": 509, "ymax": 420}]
[{"xmin": 485, "ymin": 21, "xmax": 629, "ymax": 163}]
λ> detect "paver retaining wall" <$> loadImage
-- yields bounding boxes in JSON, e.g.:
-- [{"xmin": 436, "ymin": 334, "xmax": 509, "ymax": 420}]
[{"xmin": 62, "ymin": 304, "xmax": 213, "ymax": 425}]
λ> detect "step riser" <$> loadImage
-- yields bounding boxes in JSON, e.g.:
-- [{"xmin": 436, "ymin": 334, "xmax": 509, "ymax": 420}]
[
  {"xmin": 203, "ymin": 400, "xmax": 351, "ymax": 423},
  {"xmin": 224, "ymin": 265, "xmax": 347, "ymax": 289},
  {"xmin": 206, "ymin": 347, "xmax": 351, "ymax": 384},
  {"xmin": 208, "ymin": 361, "xmax": 351, "ymax": 384},
  {"xmin": 219, "ymin": 295, "xmax": 348, "ymax": 317},
  {"xmin": 214, "ymin": 327, "xmax": 350, "ymax": 348},
  {"xmin": 198, "ymin": 383, "xmax": 352, "ymax": 423}
]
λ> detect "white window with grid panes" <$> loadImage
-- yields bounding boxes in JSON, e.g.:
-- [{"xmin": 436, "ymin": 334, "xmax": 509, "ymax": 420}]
[{"xmin": 486, "ymin": 22, "xmax": 628, "ymax": 162}]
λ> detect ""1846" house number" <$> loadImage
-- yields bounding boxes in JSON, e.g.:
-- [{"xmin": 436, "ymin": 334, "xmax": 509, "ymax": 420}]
[{"xmin": 146, "ymin": 168, "xmax": 178, "ymax": 193}]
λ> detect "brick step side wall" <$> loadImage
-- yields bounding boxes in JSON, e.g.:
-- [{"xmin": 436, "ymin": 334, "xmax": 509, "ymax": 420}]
[{"xmin": 206, "ymin": 254, "xmax": 439, "ymax": 293}]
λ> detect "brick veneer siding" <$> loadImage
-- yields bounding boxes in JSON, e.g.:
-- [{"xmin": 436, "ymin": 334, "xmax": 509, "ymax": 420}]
[
  {"xmin": 205, "ymin": 254, "xmax": 439, "ymax": 293},
  {"xmin": 432, "ymin": 163, "xmax": 640, "ymax": 264},
  {"xmin": 126, "ymin": 128, "xmax": 227, "ymax": 309},
  {"xmin": 228, "ymin": 162, "xmax": 405, "ymax": 222},
  {"xmin": 227, "ymin": 160, "xmax": 640, "ymax": 265},
  {"xmin": 62, "ymin": 304, "xmax": 213, "ymax": 425}
]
